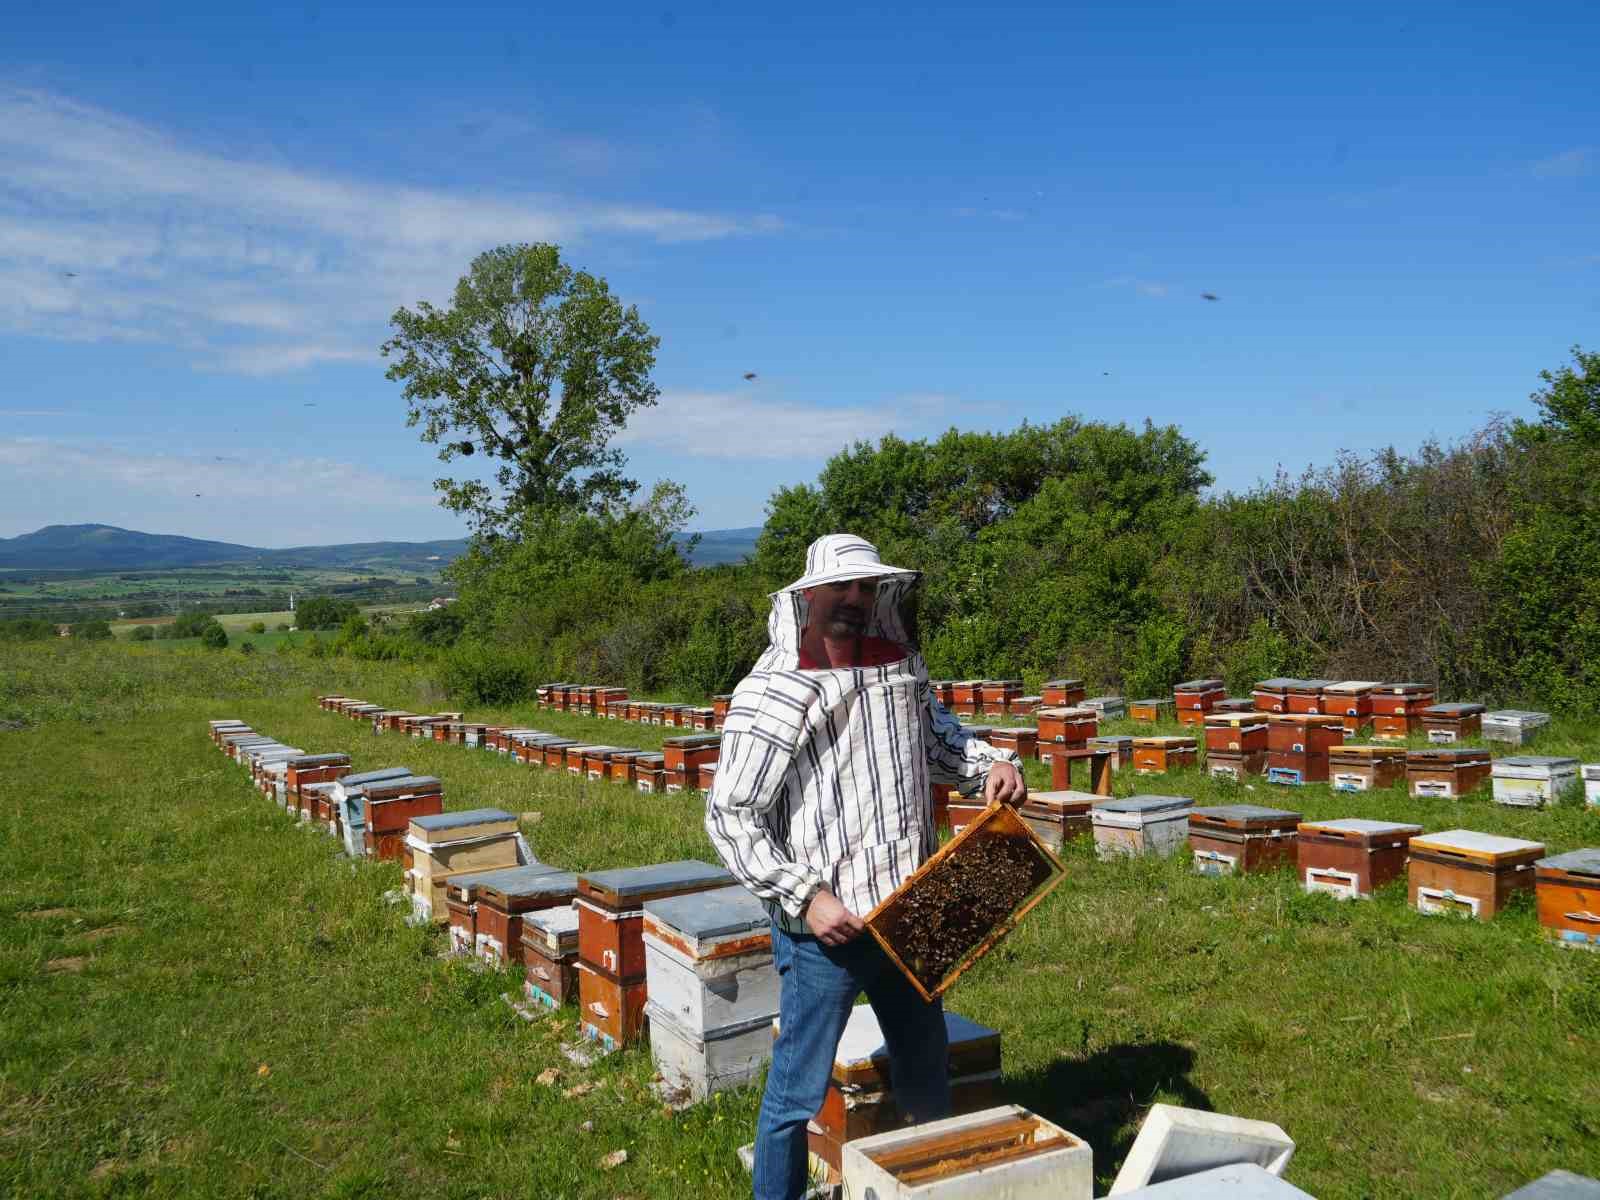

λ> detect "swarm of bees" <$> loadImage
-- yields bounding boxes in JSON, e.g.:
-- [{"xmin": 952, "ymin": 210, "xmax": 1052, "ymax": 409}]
[{"xmin": 885, "ymin": 827, "xmax": 1052, "ymax": 992}]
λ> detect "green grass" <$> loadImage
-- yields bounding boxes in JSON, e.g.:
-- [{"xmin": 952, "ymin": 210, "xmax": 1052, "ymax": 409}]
[{"xmin": 3, "ymin": 643, "xmax": 1599, "ymax": 1197}]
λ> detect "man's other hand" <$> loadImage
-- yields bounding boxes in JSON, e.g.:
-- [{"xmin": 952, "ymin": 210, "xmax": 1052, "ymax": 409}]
[
  {"xmin": 984, "ymin": 760, "xmax": 1027, "ymax": 807},
  {"xmin": 804, "ymin": 887, "xmax": 865, "ymax": 946}
]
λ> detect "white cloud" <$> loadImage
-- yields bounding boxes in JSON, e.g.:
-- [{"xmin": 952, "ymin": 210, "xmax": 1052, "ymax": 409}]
[
  {"xmin": 1531, "ymin": 148, "xmax": 1593, "ymax": 179},
  {"xmin": 1105, "ymin": 276, "xmax": 1170, "ymax": 298},
  {"xmin": 0, "ymin": 87, "xmax": 783, "ymax": 374},
  {"xmin": 617, "ymin": 391, "xmax": 960, "ymax": 460}
]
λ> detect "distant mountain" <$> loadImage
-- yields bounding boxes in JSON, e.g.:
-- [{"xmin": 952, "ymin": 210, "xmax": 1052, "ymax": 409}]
[{"xmin": 0, "ymin": 523, "xmax": 762, "ymax": 571}]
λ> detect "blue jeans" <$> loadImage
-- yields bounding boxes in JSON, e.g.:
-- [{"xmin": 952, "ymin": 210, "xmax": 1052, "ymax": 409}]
[{"xmin": 752, "ymin": 921, "xmax": 951, "ymax": 1200}]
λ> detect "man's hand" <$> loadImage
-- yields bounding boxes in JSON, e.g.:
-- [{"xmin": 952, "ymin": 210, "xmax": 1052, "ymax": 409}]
[
  {"xmin": 803, "ymin": 887, "xmax": 865, "ymax": 947},
  {"xmin": 983, "ymin": 759, "xmax": 1027, "ymax": 807}
]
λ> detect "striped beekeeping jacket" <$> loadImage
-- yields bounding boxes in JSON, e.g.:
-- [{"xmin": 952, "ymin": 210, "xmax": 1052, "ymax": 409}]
[{"xmin": 704, "ymin": 577, "xmax": 1020, "ymax": 933}]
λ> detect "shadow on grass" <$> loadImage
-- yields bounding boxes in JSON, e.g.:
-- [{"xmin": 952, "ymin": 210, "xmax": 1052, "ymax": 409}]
[{"xmin": 1001, "ymin": 1041, "xmax": 1210, "ymax": 1181}]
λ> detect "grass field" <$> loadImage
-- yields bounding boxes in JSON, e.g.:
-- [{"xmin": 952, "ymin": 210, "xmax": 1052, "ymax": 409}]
[{"xmin": 3, "ymin": 642, "xmax": 1599, "ymax": 1198}]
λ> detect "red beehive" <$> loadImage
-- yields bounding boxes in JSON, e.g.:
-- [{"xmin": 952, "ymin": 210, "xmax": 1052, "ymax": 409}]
[
  {"xmin": 1041, "ymin": 679, "xmax": 1086, "ymax": 707},
  {"xmin": 1035, "ymin": 707, "xmax": 1098, "ymax": 755},
  {"xmin": 1285, "ymin": 679, "xmax": 1338, "ymax": 715},
  {"xmin": 1203, "ymin": 713, "xmax": 1268, "ymax": 754},
  {"xmin": 1173, "ymin": 678, "xmax": 1226, "ymax": 725}
]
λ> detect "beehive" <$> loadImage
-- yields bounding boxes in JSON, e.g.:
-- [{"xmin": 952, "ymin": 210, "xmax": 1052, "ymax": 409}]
[
  {"xmin": 1482, "ymin": 709, "xmax": 1552, "ymax": 747},
  {"xmin": 1042, "ymin": 678, "xmax": 1086, "ymax": 707},
  {"xmin": 1173, "ymin": 678, "xmax": 1226, "ymax": 723},
  {"xmin": 1324, "ymin": 681, "xmax": 1382, "ymax": 732},
  {"xmin": 1129, "ymin": 698, "xmax": 1176, "ymax": 723},
  {"xmin": 361, "ymin": 774, "xmax": 445, "ymax": 861},
  {"xmin": 403, "ymin": 808, "xmax": 520, "ymax": 921},
  {"xmin": 1187, "ymin": 805, "xmax": 1301, "ymax": 877},
  {"xmin": 1204, "ymin": 713, "xmax": 1268, "ymax": 754},
  {"xmin": 1491, "ymin": 756, "xmax": 1579, "ymax": 808},
  {"xmin": 840, "ymin": 1105, "xmax": 1091, "ymax": 1200},
  {"xmin": 1586, "ymin": 764, "xmax": 1600, "ymax": 807},
  {"xmin": 1327, "ymin": 745, "xmax": 1407, "ymax": 792},
  {"xmin": 1036, "ymin": 707, "xmax": 1098, "ymax": 755},
  {"xmin": 1534, "ymin": 850, "xmax": 1600, "ymax": 950},
  {"xmin": 864, "ymin": 803, "xmax": 1063, "ymax": 1001},
  {"xmin": 1407, "ymin": 747, "xmax": 1492, "ymax": 798},
  {"xmin": 1108, "ymin": 1104, "xmax": 1296, "ymax": 1196},
  {"xmin": 1132, "ymin": 736, "xmax": 1197, "ymax": 775},
  {"xmin": 521, "ymin": 904, "xmax": 581, "ymax": 1009},
  {"xmin": 1420, "ymin": 702, "xmax": 1486, "ymax": 744},
  {"xmin": 1206, "ymin": 750, "xmax": 1267, "ymax": 782},
  {"xmin": 1265, "ymin": 714, "xmax": 1344, "ymax": 785},
  {"xmin": 1084, "ymin": 695, "xmax": 1127, "ymax": 720},
  {"xmin": 1296, "ymin": 818, "xmax": 1421, "ymax": 899},
  {"xmin": 1250, "ymin": 679, "xmax": 1301, "ymax": 714},
  {"xmin": 1092, "ymin": 795, "xmax": 1194, "ymax": 859},
  {"xmin": 1408, "ymin": 829, "xmax": 1544, "ymax": 920},
  {"xmin": 1285, "ymin": 679, "xmax": 1338, "ymax": 715},
  {"xmin": 1017, "ymin": 790, "xmax": 1096, "ymax": 851}
]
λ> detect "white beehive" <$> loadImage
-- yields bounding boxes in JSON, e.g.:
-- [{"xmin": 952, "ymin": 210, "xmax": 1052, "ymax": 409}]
[
  {"xmin": 1109, "ymin": 1104, "xmax": 1295, "ymax": 1195},
  {"xmin": 1492, "ymin": 756, "xmax": 1580, "ymax": 808},
  {"xmin": 1092, "ymin": 796, "xmax": 1194, "ymax": 860},
  {"xmin": 839, "ymin": 1105, "xmax": 1091, "ymax": 1200},
  {"xmin": 1482, "ymin": 709, "xmax": 1551, "ymax": 746},
  {"xmin": 1584, "ymin": 764, "xmax": 1600, "ymax": 808}
]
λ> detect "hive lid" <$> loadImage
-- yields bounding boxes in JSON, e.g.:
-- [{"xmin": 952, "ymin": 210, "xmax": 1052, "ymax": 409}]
[
  {"xmin": 1134, "ymin": 736, "xmax": 1196, "ymax": 748},
  {"xmin": 1036, "ymin": 706, "xmax": 1095, "ymax": 719},
  {"xmin": 1500, "ymin": 1170, "xmax": 1600, "ymax": 1200},
  {"xmin": 1378, "ymin": 682, "xmax": 1432, "ymax": 693},
  {"xmin": 1408, "ymin": 747, "xmax": 1491, "ymax": 763},
  {"xmin": 1253, "ymin": 678, "xmax": 1302, "ymax": 691},
  {"xmin": 410, "ymin": 807, "xmax": 514, "ymax": 832},
  {"xmin": 643, "ymin": 883, "xmax": 768, "ymax": 939},
  {"xmin": 662, "ymin": 734, "xmax": 722, "ymax": 748},
  {"xmin": 449, "ymin": 863, "xmax": 564, "ymax": 899},
  {"xmin": 633, "ymin": 752, "xmax": 666, "ymax": 767},
  {"xmin": 1409, "ymin": 829, "xmax": 1545, "ymax": 861},
  {"xmin": 1043, "ymin": 678, "xmax": 1083, "ymax": 688},
  {"xmin": 362, "ymin": 774, "xmax": 442, "ymax": 797},
  {"xmin": 1204, "ymin": 713, "xmax": 1268, "ymax": 727},
  {"xmin": 577, "ymin": 859, "xmax": 734, "ymax": 903},
  {"xmin": 1288, "ymin": 678, "xmax": 1338, "ymax": 691},
  {"xmin": 1097, "ymin": 795, "xmax": 1194, "ymax": 815},
  {"xmin": 1324, "ymin": 680, "xmax": 1383, "ymax": 693},
  {"xmin": 1021, "ymin": 789, "xmax": 1100, "ymax": 812},
  {"xmin": 1423, "ymin": 702, "xmax": 1487, "ymax": 717},
  {"xmin": 1267, "ymin": 712, "xmax": 1344, "ymax": 726},
  {"xmin": 1496, "ymin": 755, "xmax": 1579, "ymax": 769},
  {"xmin": 1085, "ymin": 694, "xmax": 1125, "ymax": 706},
  {"xmin": 479, "ymin": 867, "xmax": 579, "ymax": 907},
  {"xmin": 1484, "ymin": 709, "xmax": 1551, "ymax": 724},
  {"xmin": 1175, "ymin": 678, "xmax": 1224, "ymax": 691},
  {"xmin": 1329, "ymin": 744, "xmax": 1405, "ymax": 758},
  {"xmin": 1115, "ymin": 1163, "xmax": 1313, "ymax": 1199},
  {"xmin": 1298, "ymin": 817, "xmax": 1422, "ymax": 837},
  {"xmin": 523, "ymin": 903, "xmax": 581, "ymax": 938},
  {"xmin": 340, "ymin": 766, "xmax": 413, "ymax": 788},
  {"xmin": 1131, "ymin": 697, "xmax": 1174, "ymax": 706},
  {"xmin": 287, "ymin": 753, "xmax": 351, "ymax": 768},
  {"xmin": 1089, "ymin": 735, "xmax": 1134, "ymax": 748},
  {"xmin": 1212, "ymin": 698, "xmax": 1257, "ymax": 712},
  {"xmin": 1535, "ymin": 849, "xmax": 1600, "ymax": 877},
  {"xmin": 832, "ymin": 1003, "xmax": 998, "ymax": 1069},
  {"xmin": 1191, "ymin": 804, "xmax": 1301, "ymax": 826}
]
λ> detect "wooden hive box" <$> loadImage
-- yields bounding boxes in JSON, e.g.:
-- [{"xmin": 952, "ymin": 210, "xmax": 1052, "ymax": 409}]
[
  {"xmin": 403, "ymin": 807, "xmax": 519, "ymax": 920},
  {"xmin": 581, "ymin": 745, "xmax": 625, "ymax": 780},
  {"xmin": 1409, "ymin": 829, "xmax": 1543, "ymax": 919},
  {"xmin": 1534, "ymin": 849, "xmax": 1600, "ymax": 950},
  {"xmin": 980, "ymin": 679, "xmax": 1023, "ymax": 715},
  {"xmin": 1092, "ymin": 795, "xmax": 1194, "ymax": 859},
  {"xmin": 643, "ymin": 885, "xmax": 778, "ymax": 1100},
  {"xmin": 361, "ymin": 773, "xmax": 444, "ymax": 850},
  {"xmin": 689, "ymin": 706, "xmax": 718, "ymax": 731},
  {"xmin": 1204, "ymin": 713, "xmax": 1268, "ymax": 754},
  {"xmin": 1036, "ymin": 707, "xmax": 1098, "ymax": 757},
  {"xmin": 222, "ymin": 733, "xmax": 271, "ymax": 760},
  {"xmin": 840, "ymin": 1104, "xmax": 1091, "ymax": 1200},
  {"xmin": 1296, "ymin": 818, "xmax": 1421, "ymax": 898},
  {"xmin": 329, "ymin": 766, "xmax": 413, "ymax": 854},
  {"xmin": 1041, "ymin": 679, "xmax": 1086, "ymax": 707},
  {"xmin": 1207, "ymin": 750, "xmax": 1267, "ymax": 781},
  {"xmin": 625, "ymin": 700, "xmax": 643, "ymax": 721},
  {"xmin": 950, "ymin": 680, "xmax": 983, "ymax": 716},
  {"xmin": 697, "ymin": 762, "xmax": 718, "ymax": 790},
  {"xmin": 1372, "ymin": 682, "xmax": 1435, "ymax": 716},
  {"xmin": 458, "ymin": 722, "xmax": 489, "ymax": 747},
  {"xmin": 1420, "ymin": 702, "xmax": 1486, "ymax": 744},
  {"xmin": 785, "ymin": 1004, "xmax": 1004, "ymax": 1181},
  {"xmin": 633, "ymin": 752, "xmax": 668, "ymax": 793},
  {"xmin": 1492, "ymin": 755, "xmax": 1580, "ymax": 808},
  {"xmin": 301, "ymin": 782, "xmax": 341, "ymax": 829},
  {"xmin": 864, "ymin": 803, "xmax": 1064, "ymax": 1002},
  {"xmin": 575, "ymin": 860, "xmax": 736, "ymax": 983},
  {"xmin": 1211, "ymin": 697, "xmax": 1256, "ymax": 715},
  {"xmin": 1324, "ymin": 681, "xmax": 1382, "ymax": 731},
  {"xmin": 930, "ymin": 681, "xmax": 956, "ymax": 707},
  {"xmin": 606, "ymin": 750, "xmax": 644, "ymax": 785},
  {"xmin": 662, "ymin": 735, "xmax": 722, "ymax": 790},
  {"xmin": 563, "ymin": 744, "xmax": 604, "ymax": 775},
  {"xmin": 1173, "ymin": 678, "xmax": 1226, "ymax": 726},
  {"xmin": 1108, "ymin": 1104, "xmax": 1295, "ymax": 1196},
  {"xmin": 603, "ymin": 700, "xmax": 627, "ymax": 720},
  {"xmin": 1482, "ymin": 709, "xmax": 1551, "ymax": 747},
  {"xmin": 1129, "ymin": 698, "xmax": 1175, "ymax": 724},
  {"xmin": 1406, "ymin": 747, "xmax": 1492, "ymax": 798},
  {"xmin": 540, "ymin": 739, "xmax": 579, "ymax": 769},
  {"xmin": 1084, "ymin": 695, "xmax": 1126, "ymax": 720},
  {"xmin": 1188, "ymin": 805, "xmax": 1301, "ymax": 876},
  {"xmin": 209, "ymin": 719, "xmax": 249, "ymax": 744},
  {"xmin": 1018, "ymin": 790, "xmax": 1095, "ymax": 852},
  {"xmin": 1285, "ymin": 678, "xmax": 1338, "ymax": 715},
  {"xmin": 521, "ymin": 904, "xmax": 581, "ymax": 1009},
  {"xmin": 1132, "ymin": 736, "xmax": 1197, "ymax": 775},
  {"xmin": 534, "ymin": 684, "xmax": 552, "ymax": 708},
  {"xmin": 444, "ymin": 875, "xmax": 482, "ymax": 957},
  {"xmin": 711, "ymin": 694, "xmax": 734, "ymax": 727},
  {"xmin": 1250, "ymin": 679, "xmax": 1301, "ymax": 714},
  {"xmin": 1265, "ymin": 714, "xmax": 1344, "ymax": 785},
  {"xmin": 987, "ymin": 727, "xmax": 1037, "ymax": 761},
  {"xmin": 474, "ymin": 865, "xmax": 579, "ymax": 967},
  {"xmin": 1327, "ymin": 744, "xmax": 1407, "ymax": 792}
]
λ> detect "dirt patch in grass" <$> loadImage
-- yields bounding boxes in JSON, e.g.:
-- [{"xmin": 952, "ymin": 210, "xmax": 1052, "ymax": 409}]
[
  {"xmin": 45, "ymin": 956, "xmax": 88, "ymax": 973},
  {"xmin": 20, "ymin": 907, "xmax": 76, "ymax": 920},
  {"xmin": 79, "ymin": 925, "xmax": 131, "ymax": 943}
]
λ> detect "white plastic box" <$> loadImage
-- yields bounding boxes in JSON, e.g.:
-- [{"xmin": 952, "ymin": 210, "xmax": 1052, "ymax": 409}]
[
  {"xmin": 1492, "ymin": 756, "xmax": 1580, "ymax": 808},
  {"xmin": 1113, "ymin": 1163, "xmax": 1315, "ymax": 1199},
  {"xmin": 1109, "ymin": 1104, "xmax": 1295, "ymax": 1195},
  {"xmin": 840, "ymin": 1105, "xmax": 1091, "ymax": 1200}
]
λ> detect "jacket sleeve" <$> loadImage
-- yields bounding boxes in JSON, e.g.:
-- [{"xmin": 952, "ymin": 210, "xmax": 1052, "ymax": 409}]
[
  {"xmin": 704, "ymin": 725, "xmax": 824, "ymax": 919},
  {"xmin": 923, "ymin": 687, "xmax": 1024, "ymax": 796}
]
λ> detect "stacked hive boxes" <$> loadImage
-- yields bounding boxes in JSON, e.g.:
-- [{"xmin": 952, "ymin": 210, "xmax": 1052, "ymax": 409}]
[
  {"xmin": 661, "ymin": 736, "xmax": 721, "ymax": 792},
  {"xmin": 1173, "ymin": 678, "xmax": 1225, "ymax": 727},
  {"xmin": 1250, "ymin": 679, "xmax": 1298, "ymax": 713},
  {"xmin": 1133, "ymin": 736, "xmax": 1197, "ymax": 775},
  {"xmin": 1204, "ymin": 713, "xmax": 1268, "ymax": 780},
  {"xmin": 1371, "ymin": 683, "xmax": 1435, "ymax": 740},
  {"xmin": 472, "ymin": 865, "xmax": 577, "ymax": 967},
  {"xmin": 330, "ymin": 767, "xmax": 413, "ymax": 858},
  {"xmin": 643, "ymin": 885, "xmax": 779, "ymax": 1100},
  {"xmin": 573, "ymin": 861, "xmax": 734, "ymax": 1051},
  {"xmin": 1042, "ymin": 679, "xmax": 1086, "ymax": 707},
  {"xmin": 362, "ymin": 774, "xmax": 444, "ymax": 861},
  {"xmin": 1129, "ymin": 698, "xmax": 1176, "ymax": 723},
  {"xmin": 403, "ymin": 808, "xmax": 520, "ymax": 923},
  {"xmin": 1323, "ymin": 681, "xmax": 1381, "ymax": 732},
  {"xmin": 1265, "ymin": 714, "xmax": 1344, "ymax": 785},
  {"xmin": 980, "ymin": 679, "xmax": 1023, "ymax": 716},
  {"xmin": 1037, "ymin": 708, "xmax": 1098, "ymax": 764},
  {"xmin": 1407, "ymin": 748, "xmax": 1492, "ymax": 798}
]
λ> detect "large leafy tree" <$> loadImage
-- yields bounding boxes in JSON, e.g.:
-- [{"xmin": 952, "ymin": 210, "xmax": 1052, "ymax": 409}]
[{"xmin": 382, "ymin": 243, "xmax": 661, "ymax": 535}]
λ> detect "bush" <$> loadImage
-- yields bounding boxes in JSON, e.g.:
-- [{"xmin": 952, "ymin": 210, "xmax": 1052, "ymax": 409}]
[
  {"xmin": 200, "ymin": 621, "xmax": 228, "ymax": 650},
  {"xmin": 169, "ymin": 611, "xmax": 218, "ymax": 639},
  {"xmin": 0, "ymin": 618, "xmax": 57, "ymax": 642},
  {"xmin": 1123, "ymin": 613, "xmax": 1189, "ymax": 699},
  {"xmin": 128, "ymin": 625, "xmax": 156, "ymax": 642},
  {"xmin": 71, "ymin": 620, "xmax": 114, "ymax": 641},
  {"xmin": 295, "ymin": 597, "xmax": 361, "ymax": 630},
  {"xmin": 249, "ymin": 621, "xmax": 267, "ymax": 635},
  {"xmin": 239, "ymin": 641, "xmax": 256, "ymax": 655},
  {"xmin": 438, "ymin": 641, "xmax": 541, "ymax": 704},
  {"xmin": 275, "ymin": 623, "xmax": 290, "ymax": 632}
]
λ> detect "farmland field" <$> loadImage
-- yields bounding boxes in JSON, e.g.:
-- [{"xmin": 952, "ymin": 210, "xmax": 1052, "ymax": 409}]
[{"xmin": 3, "ymin": 641, "xmax": 1599, "ymax": 1198}]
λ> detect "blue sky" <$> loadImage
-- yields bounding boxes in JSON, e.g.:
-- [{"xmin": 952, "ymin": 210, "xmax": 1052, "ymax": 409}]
[{"xmin": 2, "ymin": 1, "xmax": 1595, "ymax": 545}]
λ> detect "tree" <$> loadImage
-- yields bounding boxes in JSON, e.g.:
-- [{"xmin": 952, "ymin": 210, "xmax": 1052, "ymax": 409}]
[
  {"xmin": 71, "ymin": 619, "xmax": 113, "ymax": 641},
  {"xmin": 128, "ymin": 624, "xmax": 156, "ymax": 642},
  {"xmin": 295, "ymin": 597, "xmax": 359, "ymax": 630},
  {"xmin": 200, "ymin": 621, "xmax": 228, "ymax": 650},
  {"xmin": 249, "ymin": 621, "xmax": 267, "ymax": 634},
  {"xmin": 382, "ymin": 243, "xmax": 661, "ymax": 534}
]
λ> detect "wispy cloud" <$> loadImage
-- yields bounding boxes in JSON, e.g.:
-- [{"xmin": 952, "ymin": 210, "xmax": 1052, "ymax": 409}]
[
  {"xmin": 618, "ymin": 391, "xmax": 960, "ymax": 460},
  {"xmin": 1531, "ymin": 148, "xmax": 1593, "ymax": 179},
  {"xmin": 1106, "ymin": 276, "xmax": 1171, "ymax": 299},
  {"xmin": 0, "ymin": 88, "xmax": 783, "ymax": 375}
]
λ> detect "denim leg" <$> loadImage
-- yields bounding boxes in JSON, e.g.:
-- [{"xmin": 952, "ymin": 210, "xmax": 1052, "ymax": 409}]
[
  {"xmin": 862, "ymin": 947, "xmax": 951, "ymax": 1126},
  {"xmin": 752, "ymin": 925, "xmax": 862, "ymax": 1200}
]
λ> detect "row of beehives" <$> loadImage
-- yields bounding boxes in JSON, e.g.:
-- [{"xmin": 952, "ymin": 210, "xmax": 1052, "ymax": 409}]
[
  {"xmin": 1001, "ymin": 790, "xmax": 1599, "ymax": 940},
  {"xmin": 206, "ymin": 715, "xmax": 783, "ymax": 1099},
  {"xmin": 209, "ymin": 718, "xmax": 1596, "ymax": 1197},
  {"xmin": 315, "ymin": 693, "xmax": 726, "ymax": 792}
]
